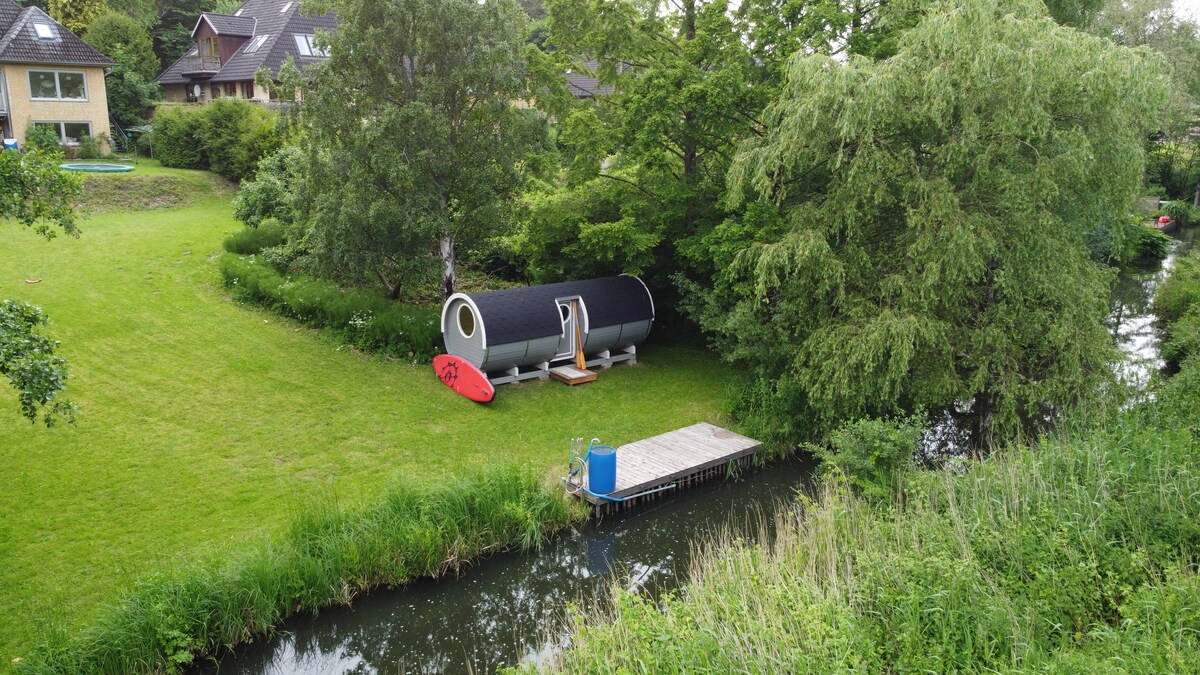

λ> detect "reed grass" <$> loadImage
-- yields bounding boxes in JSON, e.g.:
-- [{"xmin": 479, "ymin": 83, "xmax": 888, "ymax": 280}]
[
  {"xmin": 18, "ymin": 465, "xmax": 584, "ymax": 675},
  {"xmin": 549, "ymin": 360, "xmax": 1200, "ymax": 673}
]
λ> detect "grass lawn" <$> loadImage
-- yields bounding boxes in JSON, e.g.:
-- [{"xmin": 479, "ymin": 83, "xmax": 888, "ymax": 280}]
[{"xmin": 0, "ymin": 161, "xmax": 732, "ymax": 662}]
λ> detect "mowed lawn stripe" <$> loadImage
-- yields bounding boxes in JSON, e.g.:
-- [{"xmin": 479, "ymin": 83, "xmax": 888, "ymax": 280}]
[{"xmin": 0, "ymin": 167, "xmax": 730, "ymax": 660}]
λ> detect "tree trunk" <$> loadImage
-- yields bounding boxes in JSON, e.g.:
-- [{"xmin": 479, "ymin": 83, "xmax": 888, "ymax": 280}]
[
  {"xmin": 377, "ymin": 270, "xmax": 403, "ymax": 300},
  {"xmin": 1193, "ymin": 181, "xmax": 1199, "ymax": 209},
  {"xmin": 440, "ymin": 230, "xmax": 456, "ymax": 302},
  {"xmin": 970, "ymin": 390, "xmax": 993, "ymax": 456}
]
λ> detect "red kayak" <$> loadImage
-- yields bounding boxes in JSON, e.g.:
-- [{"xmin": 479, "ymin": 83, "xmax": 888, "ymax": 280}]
[{"xmin": 433, "ymin": 354, "xmax": 495, "ymax": 403}]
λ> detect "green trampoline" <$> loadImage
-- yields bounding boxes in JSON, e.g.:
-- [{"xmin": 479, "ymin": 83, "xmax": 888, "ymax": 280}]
[{"xmin": 59, "ymin": 163, "xmax": 135, "ymax": 173}]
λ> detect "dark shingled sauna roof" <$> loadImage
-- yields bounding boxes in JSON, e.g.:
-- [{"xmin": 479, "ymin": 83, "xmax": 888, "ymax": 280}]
[{"xmin": 466, "ymin": 276, "xmax": 653, "ymax": 346}]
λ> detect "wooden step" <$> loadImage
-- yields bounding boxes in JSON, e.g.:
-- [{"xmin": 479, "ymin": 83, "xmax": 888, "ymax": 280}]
[{"xmin": 550, "ymin": 365, "xmax": 597, "ymax": 386}]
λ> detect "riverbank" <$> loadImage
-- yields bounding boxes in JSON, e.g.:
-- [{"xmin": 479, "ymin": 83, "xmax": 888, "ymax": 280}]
[{"xmin": 551, "ymin": 359, "xmax": 1200, "ymax": 672}]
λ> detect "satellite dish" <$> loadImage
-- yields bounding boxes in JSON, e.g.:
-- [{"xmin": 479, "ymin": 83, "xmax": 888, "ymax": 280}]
[{"xmin": 193, "ymin": 84, "xmax": 202, "ymax": 98}]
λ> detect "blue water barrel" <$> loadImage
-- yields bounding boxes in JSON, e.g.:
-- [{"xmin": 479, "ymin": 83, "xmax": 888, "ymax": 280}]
[
  {"xmin": 587, "ymin": 445, "xmax": 617, "ymax": 495},
  {"xmin": 3, "ymin": 139, "xmax": 17, "ymax": 152}
]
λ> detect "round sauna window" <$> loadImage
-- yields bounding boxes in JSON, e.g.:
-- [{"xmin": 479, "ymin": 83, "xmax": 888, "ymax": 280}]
[{"xmin": 458, "ymin": 304, "xmax": 476, "ymax": 338}]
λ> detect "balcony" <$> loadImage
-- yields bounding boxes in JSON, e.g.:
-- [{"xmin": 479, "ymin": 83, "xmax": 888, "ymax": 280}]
[{"xmin": 180, "ymin": 55, "xmax": 222, "ymax": 78}]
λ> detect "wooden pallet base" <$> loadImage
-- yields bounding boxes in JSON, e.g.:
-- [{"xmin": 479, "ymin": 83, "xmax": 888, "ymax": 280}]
[{"xmin": 550, "ymin": 365, "xmax": 597, "ymax": 386}]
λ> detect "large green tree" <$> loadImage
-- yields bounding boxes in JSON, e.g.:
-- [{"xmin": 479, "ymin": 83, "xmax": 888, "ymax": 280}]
[
  {"xmin": 300, "ymin": 0, "xmax": 543, "ymax": 300},
  {"xmin": 1092, "ymin": 0, "xmax": 1200, "ymax": 204},
  {"xmin": 522, "ymin": 0, "xmax": 904, "ymax": 297},
  {"xmin": 86, "ymin": 12, "xmax": 162, "ymax": 127},
  {"xmin": 0, "ymin": 150, "xmax": 82, "ymax": 426},
  {"xmin": 694, "ymin": 0, "xmax": 1168, "ymax": 447},
  {"xmin": 48, "ymin": 0, "xmax": 107, "ymax": 33}
]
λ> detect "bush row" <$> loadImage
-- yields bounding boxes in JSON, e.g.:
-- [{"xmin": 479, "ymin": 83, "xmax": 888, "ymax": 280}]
[
  {"xmin": 1155, "ymin": 248, "xmax": 1200, "ymax": 367},
  {"xmin": 222, "ymin": 219, "xmax": 286, "ymax": 255},
  {"xmin": 218, "ymin": 253, "xmax": 442, "ymax": 359},
  {"xmin": 550, "ymin": 359, "xmax": 1200, "ymax": 673},
  {"xmin": 152, "ymin": 100, "xmax": 280, "ymax": 182},
  {"xmin": 20, "ymin": 465, "xmax": 580, "ymax": 674}
]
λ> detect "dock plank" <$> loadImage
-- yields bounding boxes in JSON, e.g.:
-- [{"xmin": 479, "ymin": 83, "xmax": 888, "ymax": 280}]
[{"xmin": 575, "ymin": 423, "xmax": 763, "ymax": 504}]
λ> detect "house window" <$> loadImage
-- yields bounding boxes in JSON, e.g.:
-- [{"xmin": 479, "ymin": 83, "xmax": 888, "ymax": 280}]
[
  {"xmin": 242, "ymin": 81, "xmax": 254, "ymax": 98},
  {"xmin": 33, "ymin": 23, "xmax": 55, "ymax": 40},
  {"xmin": 28, "ymin": 70, "xmax": 86, "ymax": 101},
  {"xmin": 34, "ymin": 121, "xmax": 92, "ymax": 145},
  {"xmin": 198, "ymin": 36, "xmax": 219, "ymax": 67},
  {"xmin": 293, "ymin": 34, "xmax": 329, "ymax": 58},
  {"xmin": 244, "ymin": 35, "xmax": 269, "ymax": 53}
]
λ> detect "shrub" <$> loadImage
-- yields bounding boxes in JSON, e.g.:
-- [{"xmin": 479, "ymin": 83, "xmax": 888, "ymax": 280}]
[
  {"xmin": 199, "ymin": 98, "xmax": 279, "ymax": 182},
  {"xmin": 222, "ymin": 219, "xmax": 286, "ymax": 255},
  {"xmin": 218, "ymin": 254, "xmax": 442, "ymax": 359},
  {"xmin": 23, "ymin": 123, "xmax": 61, "ymax": 154},
  {"xmin": 151, "ymin": 101, "xmax": 280, "ymax": 180},
  {"xmin": 1162, "ymin": 305, "xmax": 1200, "ymax": 366},
  {"xmin": 1124, "ymin": 223, "xmax": 1173, "ymax": 260},
  {"xmin": 233, "ymin": 144, "xmax": 303, "ymax": 227},
  {"xmin": 808, "ymin": 416, "xmax": 924, "ymax": 499},
  {"xmin": 152, "ymin": 106, "xmax": 207, "ymax": 169},
  {"xmin": 1154, "ymin": 250, "xmax": 1200, "ymax": 325},
  {"xmin": 1157, "ymin": 250, "xmax": 1200, "ymax": 367},
  {"xmin": 76, "ymin": 133, "xmax": 105, "ymax": 160}
]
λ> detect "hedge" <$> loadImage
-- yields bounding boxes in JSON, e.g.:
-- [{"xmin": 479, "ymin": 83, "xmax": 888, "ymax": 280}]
[{"xmin": 218, "ymin": 253, "xmax": 442, "ymax": 359}]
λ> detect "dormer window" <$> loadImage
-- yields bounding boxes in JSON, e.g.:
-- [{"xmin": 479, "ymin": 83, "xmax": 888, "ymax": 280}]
[
  {"xmin": 293, "ymin": 34, "xmax": 328, "ymax": 58},
  {"xmin": 244, "ymin": 35, "xmax": 269, "ymax": 53},
  {"xmin": 33, "ymin": 23, "xmax": 54, "ymax": 40}
]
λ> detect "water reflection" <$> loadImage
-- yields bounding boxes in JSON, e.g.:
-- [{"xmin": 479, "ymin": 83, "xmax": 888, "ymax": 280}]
[
  {"xmin": 1110, "ymin": 226, "xmax": 1196, "ymax": 391},
  {"xmin": 210, "ymin": 459, "xmax": 814, "ymax": 675}
]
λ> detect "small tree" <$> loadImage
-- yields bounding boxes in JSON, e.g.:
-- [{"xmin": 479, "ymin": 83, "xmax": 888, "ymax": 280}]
[
  {"xmin": 302, "ymin": 0, "xmax": 542, "ymax": 300},
  {"xmin": 0, "ymin": 150, "xmax": 83, "ymax": 425}
]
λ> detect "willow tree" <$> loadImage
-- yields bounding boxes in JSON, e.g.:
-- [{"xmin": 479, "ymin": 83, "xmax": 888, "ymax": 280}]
[
  {"xmin": 701, "ymin": 0, "xmax": 1169, "ymax": 446},
  {"xmin": 301, "ymin": 0, "xmax": 542, "ymax": 301}
]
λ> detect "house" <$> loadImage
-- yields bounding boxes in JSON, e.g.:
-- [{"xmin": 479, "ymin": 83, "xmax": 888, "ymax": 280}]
[
  {"xmin": 157, "ymin": 0, "xmax": 336, "ymax": 104},
  {"xmin": 0, "ymin": 1, "xmax": 114, "ymax": 149},
  {"xmin": 565, "ymin": 60, "xmax": 615, "ymax": 100}
]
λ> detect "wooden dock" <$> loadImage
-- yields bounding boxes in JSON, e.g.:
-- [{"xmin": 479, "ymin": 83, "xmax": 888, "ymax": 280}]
[{"xmin": 571, "ymin": 422, "xmax": 762, "ymax": 510}]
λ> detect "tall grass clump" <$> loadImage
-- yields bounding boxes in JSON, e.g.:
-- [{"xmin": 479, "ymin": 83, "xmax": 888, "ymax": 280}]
[
  {"xmin": 1157, "ymin": 249, "xmax": 1200, "ymax": 367},
  {"xmin": 218, "ymin": 253, "xmax": 442, "ymax": 358},
  {"xmin": 222, "ymin": 220, "xmax": 286, "ymax": 255},
  {"xmin": 20, "ymin": 465, "xmax": 581, "ymax": 675},
  {"xmin": 549, "ymin": 361, "xmax": 1200, "ymax": 673}
]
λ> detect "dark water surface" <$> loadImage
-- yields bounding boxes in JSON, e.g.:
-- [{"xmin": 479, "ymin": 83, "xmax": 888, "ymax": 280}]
[{"xmin": 210, "ymin": 458, "xmax": 815, "ymax": 675}]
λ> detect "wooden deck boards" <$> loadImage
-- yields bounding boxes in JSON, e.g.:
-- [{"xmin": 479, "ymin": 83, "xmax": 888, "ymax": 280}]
[
  {"xmin": 576, "ymin": 422, "xmax": 762, "ymax": 505},
  {"xmin": 550, "ymin": 365, "xmax": 597, "ymax": 386}
]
